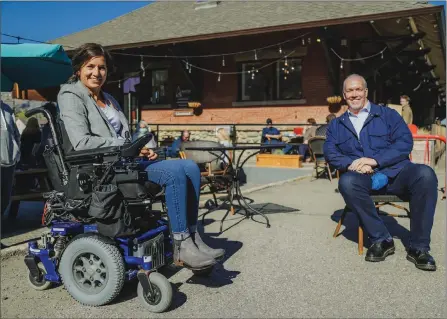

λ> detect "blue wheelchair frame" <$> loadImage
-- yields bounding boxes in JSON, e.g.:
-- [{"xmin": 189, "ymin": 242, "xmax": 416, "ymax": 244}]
[{"xmin": 26, "ymin": 218, "xmax": 173, "ymax": 284}]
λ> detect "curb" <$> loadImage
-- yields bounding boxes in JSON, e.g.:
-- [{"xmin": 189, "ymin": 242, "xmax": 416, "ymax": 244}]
[
  {"xmin": 1, "ymin": 242, "xmax": 29, "ymax": 261},
  {"xmin": 1, "ymin": 175, "xmax": 312, "ymax": 261}
]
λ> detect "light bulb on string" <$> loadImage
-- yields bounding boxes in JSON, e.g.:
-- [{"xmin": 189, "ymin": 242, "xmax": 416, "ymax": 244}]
[
  {"xmin": 222, "ymin": 56, "xmax": 225, "ymax": 67},
  {"xmin": 118, "ymin": 80, "xmax": 121, "ymax": 89},
  {"xmin": 308, "ymin": 37, "xmax": 311, "ymax": 44},
  {"xmin": 254, "ymin": 50, "xmax": 258, "ymax": 60},
  {"xmin": 140, "ymin": 56, "xmax": 145, "ymax": 77},
  {"xmin": 284, "ymin": 56, "xmax": 288, "ymax": 67},
  {"xmin": 279, "ymin": 46, "xmax": 282, "ymax": 54},
  {"xmin": 301, "ymin": 38, "xmax": 305, "ymax": 46},
  {"xmin": 218, "ymin": 72, "xmax": 221, "ymax": 82},
  {"xmin": 340, "ymin": 59, "xmax": 344, "ymax": 69},
  {"xmin": 189, "ymin": 65, "xmax": 192, "ymax": 73},
  {"xmin": 185, "ymin": 59, "xmax": 189, "ymax": 70},
  {"xmin": 381, "ymin": 51, "xmax": 384, "ymax": 59}
]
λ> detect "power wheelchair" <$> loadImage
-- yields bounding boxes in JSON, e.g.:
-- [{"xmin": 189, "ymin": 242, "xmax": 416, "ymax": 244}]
[{"xmin": 23, "ymin": 103, "xmax": 213, "ymax": 313}]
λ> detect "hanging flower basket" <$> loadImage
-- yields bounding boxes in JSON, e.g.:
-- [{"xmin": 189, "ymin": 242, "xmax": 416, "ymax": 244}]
[
  {"xmin": 188, "ymin": 102, "xmax": 202, "ymax": 108},
  {"xmin": 326, "ymin": 95, "xmax": 343, "ymax": 113}
]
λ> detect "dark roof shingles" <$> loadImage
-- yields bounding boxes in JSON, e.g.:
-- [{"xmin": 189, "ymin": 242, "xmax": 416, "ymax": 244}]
[{"xmin": 51, "ymin": 1, "xmax": 435, "ymax": 48}]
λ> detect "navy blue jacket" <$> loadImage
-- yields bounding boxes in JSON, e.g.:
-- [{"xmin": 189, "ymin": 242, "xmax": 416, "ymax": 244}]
[{"xmin": 323, "ymin": 103, "xmax": 413, "ymax": 178}]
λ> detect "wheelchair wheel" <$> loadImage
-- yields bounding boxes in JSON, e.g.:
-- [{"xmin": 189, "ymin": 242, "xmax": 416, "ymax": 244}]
[
  {"xmin": 28, "ymin": 262, "xmax": 52, "ymax": 291},
  {"xmin": 59, "ymin": 236, "xmax": 125, "ymax": 306},
  {"xmin": 137, "ymin": 272, "xmax": 173, "ymax": 313}
]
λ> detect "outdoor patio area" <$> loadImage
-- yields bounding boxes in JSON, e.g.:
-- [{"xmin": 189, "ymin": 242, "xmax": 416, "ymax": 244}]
[{"xmin": 1, "ymin": 168, "xmax": 445, "ymax": 318}]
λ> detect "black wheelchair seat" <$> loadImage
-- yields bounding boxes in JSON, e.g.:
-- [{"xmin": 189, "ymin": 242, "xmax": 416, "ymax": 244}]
[{"xmin": 25, "ymin": 103, "xmax": 166, "ymax": 238}]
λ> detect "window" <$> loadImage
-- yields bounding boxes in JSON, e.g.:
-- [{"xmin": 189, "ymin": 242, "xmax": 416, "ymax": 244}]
[
  {"xmin": 135, "ymin": 69, "xmax": 170, "ymax": 107},
  {"xmin": 238, "ymin": 58, "xmax": 303, "ymax": 102},
  {"xmin": 151, "ymin": 70, "xmax": 169, "ymax": 104}
]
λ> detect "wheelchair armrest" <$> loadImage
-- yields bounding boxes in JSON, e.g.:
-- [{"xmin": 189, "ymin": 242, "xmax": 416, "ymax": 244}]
[{"xmin": 65, "ymin": 146, "xmax": 121, "ymax": 161}]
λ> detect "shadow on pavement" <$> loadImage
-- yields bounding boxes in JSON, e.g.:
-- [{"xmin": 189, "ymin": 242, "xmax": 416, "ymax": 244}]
[
  {"xmin": 111, "ymin": 223, "xmax": 243, "ymax": 311},
  {"xmin": 330, "ymin": 208, "xmax": 411, "ymax": 250}
]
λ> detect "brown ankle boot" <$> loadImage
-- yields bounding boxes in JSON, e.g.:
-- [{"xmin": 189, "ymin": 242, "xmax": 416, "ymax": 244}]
[{"xmin": 173, "ymin": 235, "xmax": 216, "ymax": 270}]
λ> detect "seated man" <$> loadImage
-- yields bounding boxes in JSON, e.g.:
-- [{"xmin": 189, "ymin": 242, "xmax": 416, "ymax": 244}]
[
  {"xmin": 262, "ymin": 118, "xmax": 282, "ymax": 144},
  {"xmin": 315, "ymin": 113, "xmax": 336, "ymax": 137},
  {"xmin": 324, "ymin": 74, "xmax": 438, "ymax": 271},
  {"xmin": 261, "ymin": 118, "xmax": 293, "ymax": 154},
  {"xmin": 167, "ymin": 130, "xmax": 190, "ymax": 158}
]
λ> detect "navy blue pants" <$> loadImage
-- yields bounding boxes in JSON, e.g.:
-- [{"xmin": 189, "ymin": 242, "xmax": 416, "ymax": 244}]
[{"xmin": 338, "ymin": 163, "xmax": 438, "ymax": 251}]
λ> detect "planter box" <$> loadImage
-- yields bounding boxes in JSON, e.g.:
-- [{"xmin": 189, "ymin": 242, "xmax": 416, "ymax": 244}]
[{"xmin": 256, "ymin": 154, "xmax": 302, "ymax": 168}]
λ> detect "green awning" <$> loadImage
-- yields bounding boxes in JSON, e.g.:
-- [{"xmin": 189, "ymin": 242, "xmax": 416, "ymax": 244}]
[{"xmin": 1, "ymin": 43, "xmax": 73, "ymax": 91}]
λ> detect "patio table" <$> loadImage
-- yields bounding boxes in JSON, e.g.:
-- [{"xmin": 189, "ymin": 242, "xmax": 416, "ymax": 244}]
[{"xmin": 184, "ymin": 144, "xmax": 285, "ymax": 233}]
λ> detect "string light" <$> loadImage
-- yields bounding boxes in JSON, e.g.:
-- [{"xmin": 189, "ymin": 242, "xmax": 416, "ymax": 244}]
[
  {"xmin": 331, "ymin": 47, "xmax": 387, "ymax": 62},
  {"xmin": 218, "ymin": 72, "xmax": 221, "ymax": 82},
  {"xmin": 301, "ymin": 38, "xmax": 305, "ymax": 46},
  {"xmin": 222, "ymin": 56, "xmax": 225, "ymax": 67},
  {"xmin": 254, "ymin": 50, "xmax": 258, "ymax": 60},
  {"xmin": 340, "ymin": 59, "xmax": 344, "ymax": 69},
  {"xmin": 284, "ymin": 56, "xmax": 288, "ymax": 66},
  {"xmin": 118, "ymin": 80, "xmax": 121, "ymax": 88},
  {"xmin": 279, "ymin": 46, "xmax": 282, "ymax": 54}
]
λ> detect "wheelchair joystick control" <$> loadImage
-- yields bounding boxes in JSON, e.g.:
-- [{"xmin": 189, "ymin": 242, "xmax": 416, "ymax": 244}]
[{"xmin": 124, "ymin": 131, "xmax": 132, "ymax": 144}]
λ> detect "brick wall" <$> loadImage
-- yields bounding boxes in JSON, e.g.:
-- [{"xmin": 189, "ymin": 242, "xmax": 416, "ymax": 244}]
[{"xmin": 141, "ymin": 104, "xmax": 347, "ymax": 128}]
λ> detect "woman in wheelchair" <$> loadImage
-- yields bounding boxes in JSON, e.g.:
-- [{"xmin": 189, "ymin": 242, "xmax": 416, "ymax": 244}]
[{"xmin": 57, "ymin": 43, "xmax": 224, "ymax": 271}]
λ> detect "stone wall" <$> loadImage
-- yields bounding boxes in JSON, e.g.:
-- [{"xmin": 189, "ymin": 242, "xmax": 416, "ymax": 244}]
[{"xmin": 157, "ymin": 127, "xmax": 299, "ymax": 164}]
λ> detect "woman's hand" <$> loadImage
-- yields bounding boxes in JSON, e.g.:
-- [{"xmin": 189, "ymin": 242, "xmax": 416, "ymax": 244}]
[{"xmin": 140, "ymin": 147, "xmax": 158, "ymax": 160}]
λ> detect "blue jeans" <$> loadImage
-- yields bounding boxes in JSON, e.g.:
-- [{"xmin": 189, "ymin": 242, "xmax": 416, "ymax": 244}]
[
  {"xmin": 263, "ymin": 139, "xmax": 293, "ymax": 154},
  {"xmin": 141, "ymin": 159, "xmax": 201, "ymax": 237},
  {"xmin": 338, "ymin": 163, "xmax": 438, "ymax": 251}
]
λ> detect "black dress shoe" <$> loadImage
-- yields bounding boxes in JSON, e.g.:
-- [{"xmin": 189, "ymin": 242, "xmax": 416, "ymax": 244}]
[
  {"xmin": 406, "ymin": 248, "xmax": 436, "ymax": 271},
  {"xmin": 365, "ymin": 239, "xmax": 395, "ymax": 262}
]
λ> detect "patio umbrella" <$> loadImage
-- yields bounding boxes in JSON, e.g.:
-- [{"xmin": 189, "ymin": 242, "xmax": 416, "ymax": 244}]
[{"xmin": 1, "ymin": 43, "xmax": 73, "ymax": 92}]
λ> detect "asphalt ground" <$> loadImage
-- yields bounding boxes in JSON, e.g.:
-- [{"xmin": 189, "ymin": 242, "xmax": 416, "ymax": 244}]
[{"xmin": 1, "ymin": 173, "xmax": 445, "ymax": 318}]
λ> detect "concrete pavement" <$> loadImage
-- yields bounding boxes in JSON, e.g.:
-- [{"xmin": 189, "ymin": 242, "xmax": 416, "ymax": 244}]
[{"xmin": 1, "ymin": 171, "xmax": 445, "ymax": 318}]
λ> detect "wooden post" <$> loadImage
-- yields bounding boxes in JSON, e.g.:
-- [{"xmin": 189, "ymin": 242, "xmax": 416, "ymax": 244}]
[{"xmin": 13, "ymin": 83, "xmax": 20, "ymax": 99}]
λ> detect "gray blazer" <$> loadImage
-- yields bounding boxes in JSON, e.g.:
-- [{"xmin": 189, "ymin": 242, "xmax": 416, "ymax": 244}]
[
  {"xmin": 0, "ymin": 101, "xmax": 21, "ymax": 166},
  {"xmin": 57, "ymin": 81, "xmax": 130, "ymax": 151}
]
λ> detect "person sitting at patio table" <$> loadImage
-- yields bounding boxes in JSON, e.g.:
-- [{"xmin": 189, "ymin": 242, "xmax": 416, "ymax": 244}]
[
  {"xmin": 261, "ymin": 118, "xmax": 293, "ymax": 154},
  {"xmin": 57, "ymin": 43, "xmax": 224, "ymax": 271},
  {"xmin": 315, "ymin": 113, "xmax": 336, "ymax": 137},
  {"xmin": 167, "ymin": 129, "xmax": 190, "ymax": 158},
  {"xmin": 297, "ymin": 118, "xmax": 318, "ymax": 162},
  {"xmin": 324, "ymin": 74, "xmax": 438, "ymax": 271},
  {"xmin": 132, "ymin": 120, "xmax": 157, "ymax": 149}
]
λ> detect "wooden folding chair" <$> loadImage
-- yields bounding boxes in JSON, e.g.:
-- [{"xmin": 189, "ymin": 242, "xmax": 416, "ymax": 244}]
[
  {"xmin": 180, "ymin": 141, "xmax": 234, "ymax": 206},
  {"xmin": 308, "ymin": 137, "xmax": 337, "ymax": 181},
  {"xmin": 333, "ymin": 194, "xmax": 410, "ymax": 255}
]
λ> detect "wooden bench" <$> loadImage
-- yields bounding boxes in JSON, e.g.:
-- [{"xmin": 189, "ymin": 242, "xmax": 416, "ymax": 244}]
[
  {"xmin": 256, "ymin": 154, "xmax": 302, "ymax": 168},
  {"xmin": 8, "ymin": 168, "xmax": 52, "ymax": 219}
]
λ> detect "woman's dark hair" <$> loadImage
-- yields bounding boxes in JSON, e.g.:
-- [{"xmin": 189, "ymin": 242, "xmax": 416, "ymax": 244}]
[
  {"xmin": 307, "ymin": 118, "xmax": 317, "ymax": 125},
  {"xmin": 22, "ymin": 117, "xmax": 41, "ymax": 136},
  {"xmin": 67, "ymin": 43, "xmax": 114, "ymax": 83}
]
